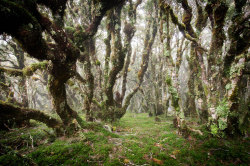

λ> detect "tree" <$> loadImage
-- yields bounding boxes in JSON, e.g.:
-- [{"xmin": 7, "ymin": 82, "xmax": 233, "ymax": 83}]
[
  {"xmin": 159, "ymin": 0, "xmax": 249, "ymax": 137},
  {"xmin": 0, "ymin": 0, "xmax": 125, "ymax": 132}
]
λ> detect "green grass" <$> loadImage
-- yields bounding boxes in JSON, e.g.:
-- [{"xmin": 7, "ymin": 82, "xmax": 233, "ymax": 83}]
[{"xmin": 0, "ymin": 113, "xmax": 249, "ymax": 165}]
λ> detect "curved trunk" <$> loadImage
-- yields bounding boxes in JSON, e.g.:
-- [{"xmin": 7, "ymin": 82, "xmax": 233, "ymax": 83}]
[
  {"xmin": 48, "ymin": 64, "xmax": 74, "ymax": 126},
  {"xmin": 0, "ymin": 100, "xmax": 62, "ymax": 131}
]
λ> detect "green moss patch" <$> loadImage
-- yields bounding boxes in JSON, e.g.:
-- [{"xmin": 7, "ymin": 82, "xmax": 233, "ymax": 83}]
[{"xmin": 0, "ymin": 113, "xmax": 249, "ymax": 165}]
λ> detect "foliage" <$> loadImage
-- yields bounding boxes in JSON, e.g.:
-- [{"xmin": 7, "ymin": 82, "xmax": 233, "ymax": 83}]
[
  {"xmin": 216, "ymin": 99, "xmax": 230, "ymax": 119},
  {"xmin": 229, "ymin": 60, "xmax": 245, "ymax": 78},
  {"xmin": 210, "ymin": 124, "xmax": 218, "ymax": 136},
  {"xmin": 23, "ymin": 61, "xmax": 48, "ymax": 76},
  {"xmin": 210, "ymin": 99, "xmax": 230, "ymax": 136},
  {"xmin": 216, "ymin": 99, "xmax": 229, "ymax": 131},
  {"xmin": 0, "ymin": 1, "xmax": 249, "ymax": 165},
  {"xmin": 165, "ymin": 75, "xmax": 172, "ymax": 86}
]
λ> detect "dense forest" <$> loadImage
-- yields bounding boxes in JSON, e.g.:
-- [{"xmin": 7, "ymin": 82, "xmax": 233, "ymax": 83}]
[{"xmin": 0, "ymin": 0, "xmax": 249, "ymax": 165}]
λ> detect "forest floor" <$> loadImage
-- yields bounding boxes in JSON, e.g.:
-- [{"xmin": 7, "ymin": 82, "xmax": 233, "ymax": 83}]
[{"xmin": 0, "ymin": 113, "xmax": 249, "ymax": 166}]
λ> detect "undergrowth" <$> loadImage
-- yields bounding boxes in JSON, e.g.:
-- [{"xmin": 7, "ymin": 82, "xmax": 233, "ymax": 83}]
[{"xmin": 0, "ymin": 113, "xmax": 249, "ymax": 165}]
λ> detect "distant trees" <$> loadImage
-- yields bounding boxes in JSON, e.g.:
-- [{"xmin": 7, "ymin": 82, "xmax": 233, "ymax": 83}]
[{"xmin": 95, "ymin": 0, "xmax": 157, "ymax": 121}]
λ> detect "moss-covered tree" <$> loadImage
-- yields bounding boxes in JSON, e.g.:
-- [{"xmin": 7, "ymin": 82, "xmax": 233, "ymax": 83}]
[{"xmin": 0, "ymin": 0, "xmax": 125, "ymax": 131}]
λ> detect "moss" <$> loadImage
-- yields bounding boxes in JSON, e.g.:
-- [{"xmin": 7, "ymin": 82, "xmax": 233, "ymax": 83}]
[
  {"xmin": 229, "ymin": 60, "xmax": 245, "ymax": 79},
  {"xmin": 23, "ymin": 61, "xmax": 48, "ymax": 76},
  {"xmin": 65, "ymin": 26, "xmax": 75, "ymax": 34},
  {"xmin": 28, "ymin": 140, "xmax": 91, "ymax": 165},
  {"xmin": 73, "ymin": 28, "xmax": 86, "ymax": 47},
  {"xmin": 0, "ymin": 152, "xmax": 34, "ymax": 165},
  {"xmin": 67, "ymin": 79, "xmax": 75, "ymax": 86},
  {"xmin": 0, "ymin": 82, "xmax": 8, "ymax": 88},
  {"xmin": 95, "ymin": 60, "xmax": 101, "ymax": 66},
  {"xmin": 1, "ymin": 113, "xmax": 249, "ymax": 165},
  {"xmin": 1, "ymin": 0, "xmax": 50, "ymax": 60},
  {"xmin": 165, "ymin": 75, "xmax": 172, "ymax": 86}
]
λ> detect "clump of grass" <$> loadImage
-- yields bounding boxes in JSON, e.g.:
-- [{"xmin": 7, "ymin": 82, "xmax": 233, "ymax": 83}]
[{"xmin": 28, "ymin": 140, "xmax": 91, "ymax": 165}]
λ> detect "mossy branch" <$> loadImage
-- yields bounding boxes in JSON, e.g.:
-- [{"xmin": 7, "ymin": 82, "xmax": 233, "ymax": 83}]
[
  {"xmin": 138, "ymin": 14, "xmax": 157, "ymax": 83},
  {"xmin": 0, "ymin": 67, "xmax": 23, "ymax": 77},
  {"xmin": 160, "ymin": 1, "xmax": 199, "ymax": 46},
  {"xmin": 37, "ymin": 0, "xmax": 67, "ymax": 16},
  {"xmin": 0, "ymin": 100, "xmax": 62, "ymax": 129},
  {"xmin": 39, "ymin": 16, "xmax": 81, "ymax": 62},
  {"xmin": 92, "ymin": 98, "xmax": 103, "ymax": 109},
  {"xmin": 0, "ymin": 82, "xmax": 9, "ymax": 88},
  {"xmin": 86, "ymin": 0, "xmax": 126, "ymax": 37},
  {"xmin": 104, "ymin": 31, "xmax": 111, "ymax": 88},
  {"xmin": 0, "ymin": 0, "xmax": 50, "ymax": 60},
  {"xmin": 195, "ymin": 0, "xmax": 208, "ymax": 33},
  {"xmin": 23, "ymin": 61, "xmax": 48, "ymax": 76},
  {"xmin": 0, "ymin": 61, "xmax": 48, "ymax": 77},
  {"xmin": 122, "ymin": 85, "xmax": 140, "ymax": 111},
  {"xmin": 209, "ymin": 1, "xmax": 228, "ymax": 56}
]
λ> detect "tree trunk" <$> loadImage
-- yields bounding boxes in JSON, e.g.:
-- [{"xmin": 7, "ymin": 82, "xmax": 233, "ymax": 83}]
[{"xmin": 48, "ymin": 64, "xmax": 74, "ymax": 126}]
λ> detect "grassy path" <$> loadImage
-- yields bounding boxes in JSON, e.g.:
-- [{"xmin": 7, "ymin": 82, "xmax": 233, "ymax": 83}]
[
  {"xmin": 0, "ymin": 113, "xmax": 249, "ymax": 165},
  {"xmin": 110, "ymin": 113, "xmax": 185, "ymax": 165}
]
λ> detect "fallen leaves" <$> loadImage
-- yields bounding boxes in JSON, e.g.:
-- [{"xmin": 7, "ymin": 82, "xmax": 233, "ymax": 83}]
[
  {"xmin": 187, "ymin": 135, "xmax": 196, "ymax": 141},
  {"xmin": 152, "ymin": 158, "xmax": 164, "ymax": 165},
  {"xmin": 172, "ymin": 150, "xmax": 180, "ymax": 155},
  {"xmin": 170, "ymin": 150, "xmax": 180, "ymax": 159},
  {"xmin": 124, "ymin": 158, "xmax": 130, "ymax": 164},
  {"xmin": 154, "ymin": 143, "xmax": 165, "ymax": 151},
  {"xmin": 170, "ymin": 154, "xmax": 176, "ymax": 159},
  {"xmin": 143, "ymin": 154, "xmax": 150, "ymax": 161},
  {"xmin": 154, "ymin": 143, "xmax": 163, "ymax": 148}
]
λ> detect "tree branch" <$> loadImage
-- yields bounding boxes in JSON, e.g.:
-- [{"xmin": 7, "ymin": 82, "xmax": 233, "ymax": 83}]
[
  {"xmin": 0, "ymin": 61, "xmax": 48, "ymax": 77},
  {"xmin": 74, "ymin": 71, "xmax": 86, "ymax": 84},
  {"xmin": 0, "ymin": 67, "xmax": 23, "ymax": 77},
  {"xmin": 0, "ymin": 100, "xmax": 62, "ymax": 129}
]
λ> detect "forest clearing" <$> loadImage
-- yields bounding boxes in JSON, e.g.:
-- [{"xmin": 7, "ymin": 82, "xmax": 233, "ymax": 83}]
[
  {"xmin": 1, "ymin": 113, "xmax": 249, "ymax": 165},
  {"xmin": 0, "ymin": 0, "xmax": 249, "ymax": 165}
]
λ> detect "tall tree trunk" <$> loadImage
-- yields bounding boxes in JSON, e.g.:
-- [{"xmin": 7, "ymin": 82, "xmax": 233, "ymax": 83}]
[
  {"xmin": 186, "ymin": 44, "xmax": 198, "ymax": 117},
  {"xmin": 48, "ymin": 65, "xmax": 73, "ymax": 126}
]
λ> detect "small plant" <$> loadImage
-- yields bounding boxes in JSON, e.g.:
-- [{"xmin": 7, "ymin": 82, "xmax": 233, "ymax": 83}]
[
  {"xmin": 216, "ymin": 99, "xmax": 230, "ymax": 131},
  {"xmin": 210, "ymin": 99, "xmax": 230, "ymax": 137},
  {"xmin": 210, "ymin": 124, "xmax": 218, "ymax": 136}
]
